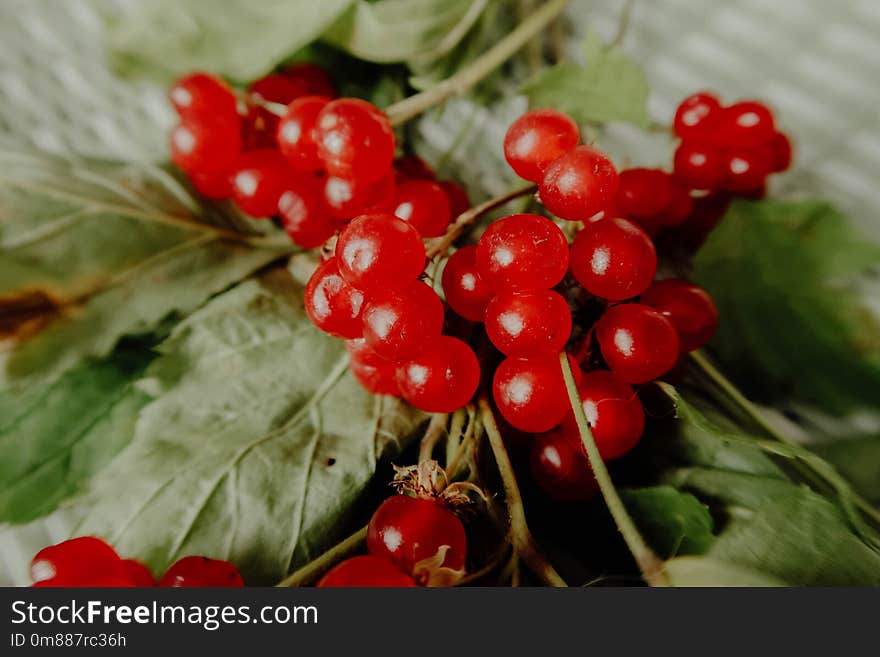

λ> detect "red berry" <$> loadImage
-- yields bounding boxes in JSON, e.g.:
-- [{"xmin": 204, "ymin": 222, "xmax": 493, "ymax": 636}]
[
  {"xmin": 492, "ymin": 353, "xmax": 580, "ymax": 433},
  {"xmin": 476, "ymin": 214, "xmax": 569, "ymax": 291},
  {"xmin": 315, "ymin": 98, "xmax": 395, "ymax": 183},
  {"xmin": 769, "ymin": 131, "xmax": 793, "ymax": 172},
  {"xmin": 230, "ymin": 149, "xmax": 292, "ymax": 217},
  {"xmin": 595, "ymin": 303, "xmax": 679, "ymax": 383},
  {"xmin": 485, "ymin": 289, "xmax": 572, "ymax": 357},
  {"xmin": 305, "ymin": 258, "xmax": 365, "ymax": 339},
  {"xmin": 346, "ymin": 338, "xmax": 401, "ymax": 397},
  {"xmin": 616, "ymin": 168, "xmax": 674, "ymax": 218},
  {"xmin": 720, "ymin": 147, "xmax": 771, "ymax": 192},
  {"xmin": 530, "ymin": 428, "xmax": 598, "ymax": 502},
  {"xmin": 673, "ymin": 141, "xmax": 725, "ymax": 189},
  {"xmin": 673, "ymin": 92, "xmax": 721, "ymax": 139},
  {"xmin": 392, "ymin": 180, "xmax": 452, "ymax": 238},
  {"xmin": 438, "ymin": 180, "xmax": 470, "ymax": 218},
  {"xmin": 655, "ymin": 182, "xmax": 694, "ymax": 227},
  {"xmin": 277, "ymin": 96, "xmax": 330, "ymax": 171},
  {"xmin": 282, "ymin": 62, "xmax": 335, "ymax": 98},
  {"xmin": 159, "ymin": 556, "xmax": 244, "ymax": 587},
  {"xmin": 335, "ymin": 214, "xmax": 426, "ymax": 292},
  {"xmin": 504, "ymin": 109, "xmax": 579, "ymax": 182},
  {"xmin": 169, "ymin": 72, "xmax": 238, "ymax": 121},
  {"xmin": 367, "ymin": 495, "xmax": 466, "ymax": 576},
  {"xmin": 640, "ymin": 279, "xmax": 718, "ymax": 352},
  {"xmin": 569, "ymin": 217, "xmax": 657, "ymax": 301},
  {"xmin": 394, "ymin": 155, "xmax": 436, "ymax": 181},
  {"xmin": 441, "ymin": 246, "xmax": 494, "ymax": 322},
  {"xmin": 31, "ymin": 536, "xmax": 124, "ymax": 587},
  {"xmin": 561, "ymin": 370, "xmax": 644, "ymax": 460},
  {"xmin": 190, "ymin": 169, "xmax": 233, "ymax": 199},
  {"xmin": 170, "ymin": 118, "xmax": 241, "ymax": 175},
  {"xmin": 278, "ymin": 176, "xmax": 340, "ymax": 248},
  {"xmin": 121, "ymin": 559, "xmax": 155, "ymax": 587},
  {"xmin": 318, "ymin": 555, "xmax": 417, "ymax": 587},
  {"xmin": 361, "ymin": 280, "xmax": 444, "ymax": 361},
  {"xmin": 248, "ymin": 74, "xmax": 302, "ymax": 105},
  {"xmin": 324, "ymin": 170, "xmax": 396, "ymax": 219},
  {"xmin": 539, "ymin": 145, "xmax": 619, "ymax": 221},
  {"xmin": 241, "ymin": 101, "xmax": 279, "ymax": 151},
  {"xmin": 716, "ymin": 101, "xmax": 775, "ymax": 147},
  {"xmin": 396, "ymin": 336, "xmax": 480, "ymax": 412}
]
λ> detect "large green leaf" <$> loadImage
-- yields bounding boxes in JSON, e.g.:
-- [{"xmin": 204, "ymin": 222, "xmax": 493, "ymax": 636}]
[
  {"xmin": 621, "ymin": 486, "xmax": 714, "ymax": 558},
  {"xmin": 663, "ymin": 556, "xmax": 786, "ymax": 586},
  {"xmin": 76, "ymin": 267, "xmax": 424, "ymax": 584},
  {"xmin": 692, "ymin": 199, "xmax": 880, "ymax": 415},
  {"xmin": 812, "ymin": 435, "xmax": 880, "ymax": 504}
]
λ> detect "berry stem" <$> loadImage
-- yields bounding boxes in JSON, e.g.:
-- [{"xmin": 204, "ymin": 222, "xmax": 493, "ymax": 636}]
[
  {"xmin": 384, "ymin": 0, "xmax": 571, "ymax": 126},
  {"xmin": 418, "ymin": 413, "xmax": 450, "ymax": 463},
  {"xmin": 447, "ymin": 405, "xmax": 478, "ymax": 479},
  {"xmin": 478, "ymin": 396, "xmax": 568, "ymax": 587},
  {"xmin": 558, "ymin": 352, "xmax": 669, "ymax": 586},
  {"xmin": 276, "ymin": 525, "xmax": 368, "ymax": 587}
]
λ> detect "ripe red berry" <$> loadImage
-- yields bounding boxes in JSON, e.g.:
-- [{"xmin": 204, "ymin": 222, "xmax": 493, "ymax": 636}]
[
  {"xmin": 241, "ymin": 101, "xmax": 279, "ymax": 151},
  {"xmin": 673, "ymin": 141, "xmax": 725, "ymax": 189},
  {"xmin": 346, "ymin": 338, "xmax": 401, "ymax": 396},
  {"xmin": 595, "ymin": 303, "xmax": 680, "ymax": 383},
  {"xmin": 396, "ymin": 336, "xmax": 480, "ymax": 412},
  {"xmin": 485, "ymin": 289, "xmax": 572, "ymax": 357},
  {"xmin": 529, "ymin": 428, "xmax": 598, "ymax": 502},
  {"xmin": 539, "ymin": 145, "xmax": 619, "ymax": 221},
  {"xmin": 361, "ymin": 280, "xmax": 444, "ymax": 361},
  {"xmin": 392, "ymin": 180, "xmax": 452, "ymax": 238},
  {"xmin": 720, "ymin": 147, "xmax": 771, "ymax": 192},
  {"xmin": 504, "ymin": 109, "xmax": 580, "ymax": 182},
  {"xmin": 716, "ymin": 101, "xmax": 775, "ymax": 147},
  {"xmin": 655, "ymin": 182, "xmax": 694, "ymax": 227},
  {"xmin": 673, "ymin": 92, "xmax": 721, "ymax": 139},
  {"xmin": 569, "ymin": 217, "xmax": 657, "ymax": 301},
  {"xmin": 438, "ymin": 180, "xmax": 470, "ymax": 218},
  {"xmin": 315, "ymin": 98, "xmax": 395, "ymax": 183},
  {"xmin": 769, "ymin": 131, "xmax": 793, "ymax": 172},
  {"xmin": 367, "ymin": 495, "xmax": 467, "ymax": 576},
  {"xmin": 492, "ymin": 353, "xmax": 580, "ymax": 433},
  {"xmin": 441, "ymin": 246, "xmax": 493, "ymax": 322},
  {"xmin": 159, "ymin": 556, "xmax": 244, "ymax": 587},
  {"xmin": 31, "ymin": 536, "xmax": 124, "ymax": 587},
  {"xmin": 616, "ymin": 168, "xmax": 674, "ymax": 218},
  {"xmin": 335, "ymin": 214, "xmax": 426, "ymax": 292},
  {"xmin": 249, "ymin": 74, "xmax": 302, "ymax": 106},
  {"xmin": 305, "ymin": 258, "xmax": 365, "ymax": 339},
  {"xmin": 121, "ymin": 559, "xmax": 155, "ymax": 587},
  {"xmin": 169, "ymin": 72, "xmax": 238, "ymax": 121},
  {"xmin": 282, "ymin": 62, "xmax": 336, "ymax": 98},
  {"xmin": 277, "ymin": 96, "xmax": 330, "ymax": 171},
  {"xmin": 394, "ymin": 155, "xmax": 436, "ymax": 181},
  {"xmin": 323, "ymin": 170, "xmax": 396, "ymax": 219},
  {"xmin": 230, "ymin": 149, "xmax": 292, "ymax": 217},
  {"xmin": 476, "ymin": 214, "xmax": 569, "ymax": 291},
  {"xmin": 278, "ymin": 177, "xmax": 340, "ymax": 248},
  {"xmin": 640, "ymin": 279, "xmax": 718, "ymax": 352},
  {"xmin": 170, "ymin": 118, "xmax": 241, "ymax": 175},
  {"xmin": 318, "ymin": 555, "xmax": 417, "ymax": 587},
  {"xmin": 190, "ymin": 169, "xmax": 233, "ymax": 199}
]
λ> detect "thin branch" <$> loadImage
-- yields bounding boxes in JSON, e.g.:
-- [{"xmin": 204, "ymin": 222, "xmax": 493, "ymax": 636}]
[{"xmin": 276, "ymin": 526, "xmax": 368, "ymax": 587}]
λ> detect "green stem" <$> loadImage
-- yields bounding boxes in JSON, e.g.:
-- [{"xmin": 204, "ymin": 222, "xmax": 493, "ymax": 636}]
[
  {"xmin": 559, "ymin": 353, "xmax": 668, "ymax": 586},
  {"xmin": 276, "ymin": 525, "xmax": 367, "ymax": 587},
  {"xmin": 418, "ymin": 413, "xmax": 449, "ymax": 462}
]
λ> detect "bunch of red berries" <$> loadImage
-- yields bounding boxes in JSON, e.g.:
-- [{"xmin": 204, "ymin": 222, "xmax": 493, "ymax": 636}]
[{"xmin": 30, "ymin": 536, "xmax": 243, "ymax": 587}]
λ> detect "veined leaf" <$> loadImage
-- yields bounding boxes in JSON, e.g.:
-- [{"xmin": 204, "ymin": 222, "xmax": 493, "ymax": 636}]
[
  {"xmin": 76, "ymin": 267, "xmax": 425, "ymax": 584},
  {"xmin": 621, "ymin": 486, "xmax": 714, "ymax": 558}
]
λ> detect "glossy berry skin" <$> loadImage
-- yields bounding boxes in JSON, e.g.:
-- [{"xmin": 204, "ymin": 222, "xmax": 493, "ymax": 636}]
[
  {"xmin": 441, "ymin": 246, "xmax": 494, "ymax": 322},
  {"xmin": 170, "ymin": 119, "xmax": 241, "ymax": 175},
  {"xmin": 673, "ymin": 141, "xmax": 725, "ymax": 190},
  {"xmin": 315, "ymin": 98, "xmax": 395, "ymax": 183},
  {"xmin": 716, "ymin": 101, "xmax": 775, "ymax": 147},
  {"xmin": 561, "ymin": 370, "xmax": 644, "ymax": 461},
  {"xmin": 396, "ymin": 336, "xmax": 480, "ymax": 412},
  {"xmin": 673, "ymin": 92, "xmax": 721, "ymax": 140},
  {"xmin": 439, "ymin": 180, "xmax": 470, "ymax": 218},
  {"xmin": 282, "ymin": 62, "xmax": 336, "ymax": 98},
  {"xmin": 230, "ymin": 149, "xmax": 292, "ymax": 217},
  {"xmin": 305, "ymin": 258, "xmax": 365, "ymax": 339},
  {"xmin": 504, "ymin": 109, "xmax": 580, "ymax": 182},
  {"xmin": 31, "ymin": 536, "xmax": 125, "ymax": 587},
  {"xmin": 540, "ymin": 146, "xmax": 619, "ymax": 221},
  {"xmin": 159, "ymin": 556, "xmax": 244, "ymax": 587},
  {"xmin": 324, "ymin": 170, "xmax": 396, "ymax": 219},
  {"xmin": 655, "ymin": 182, "xmax": 694, "ymax": 227},
  {"xmin": 530, "ymin": 428, "xmax": 598, "ymax": 503},
  {"xmin": 169, "ymin": 72, "xmax": 238, "ymax": 120},
  {"xmin": 394, "ymin": 155, "xmax": 436, "ymax": 181},
  {"xmin": 361, "ymin": 280, "xmax": 444, "ymax": 361},
  {"xmin": 570, "ymin": 218, "xmax": 657, "ymax": 301},
  {"xmin": 492, "ymin": 353, "xmax": 581, "ymax": 433},
  {"xmin": 596, "ymin": 303, "xmax": 680, "ymax": 383},
  {"xmin": 318, "ymin": 555, "xmax": 416, "ymax": 587},
  {"xmin": 769, "ymin": 131, "xmax": 793, "ymax": 172},
  {"xmin": 122, "ymin": 560, "xmax": 155, "ymax": 587},
  {"xmin": 640, "ymin": 279, "xmax": 718, "ymax": 352},
  {"xmin": 485, "ymin": 289, "xmax": 572, "ymax": 357},
  {"xmin": 277, "ymin": 96, "xmax": 330, "ymax": 171},
  {"xmin": 335, "ymin": 214, "xmax": 426, "ymax": 292},
  {"xmin": 249, "ymin": 74, "xmax": 302, "ymax": 105},
  {"xmin": 190, "ymin": 170, "xmax": 233, "ymax": 200},
  {"xmin": 392, "ymin": 180, "xmax": 452, "ymax": 238},
  {"xmin": 616, "ymin": 168, "xmax": 673, "ymax": 218},
  {"xmin": 346, "ymin": 338, "xmax": 401, "ymax": 397},
  {"xmin": 476, "ymin": 214, "xmax": 569, "ymax": 291},
  {"xmin": 278, "ymin": 176, "xmax": 340, "ymax": 248},
  {"xmin": 720, "ymin": 147, "xmax": 771, "ymax": 192}
]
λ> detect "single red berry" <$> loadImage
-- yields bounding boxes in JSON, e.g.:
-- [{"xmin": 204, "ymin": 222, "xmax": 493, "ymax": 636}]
[
  {"xmin": 441, "ymin": 246, "xmax": 493, "ymax": 322},
  {"xmin": 361, "ymin": 280, "xmax": 444, "ymax": 361},
  {"xmin": 769, "ymin": 131, "xmax": 793, "ymax": 172},
  {"xmin": 569, "ymin": 217, "xmax": 657, "ymax": 301},
  {"xmin": 492, "ymin": 353, "xmax": 581, "ymax": 433},
  {"xmin": 438, "ymin": 180, "xmax": 470, "ymax": 218},
  {"xmin": 159, "ymin": 556, "xmax": 244, "ymax": 587},
  {"xmin": 324, "ymin": 170, "xmax": 396, "ymax": 219},
  {"xmin": 249, "ymin": 74, "xmax": 302, "ymax": 106},
  {"xmin": 485, "ymin": 289, "xmax": 572, "ymax": 357},
  {"xmin": 189, "ymin": 169, "xmax": 233, "ymax": 199},
  {"xmin": 596, "ymin": 303, "xmax": 680, "ymax": 383},
  {"xmin": 539, "ymin": 145, "xmax": 619, "ymax": 221},
  {"xmin": 278, "ymin": 176, "xmax": 340, "ymax": 248},
  {"xmin": 317, "ymin": 555, "xmax": 417, "ymax": 587},
  {"xmin": 31, "ymin": 536, "xmax": 124, "ymax": 587},
  {"xmin": 640, "ymin": 278, "xmax": 718, "ymax": 352},
  {"xmin": 476, "ymin": 214, "xmax": 569, "ymax": 291},
  {"xmin": 277, "ymin": 95, "xmax": 331, "ymax": 171},
  {"xmin": 169, "ymin": 72, "xmax": 238, "ymax": 121},
  {"xmin": 396, "ymin": 336, "xmax": 480, "ymax": 412},
  {"xmin": 716, "ymin": 101, "xmax": 775, "ymax": 147},
  {"xmin": 560, "ymin": 370, "xmax": 644, "ymax": 460},
  {"xmin": 170, "ymin": 118, "xmax": 241, "ymax": 175},
  {"xmin": 654, "ymin": 182, "xmax": 694, "ymax": 227},
  {"xmin": 394, "ymin": 155, "xmax": 436, "ymax": 181},
  {"xmin": 392, "ymin": 180, "xmax": 452, "ymax": 238},
  {"xmin": 346, "ymin": 338, "xmax": 401, "ymax": 397},
  {"xmin": 616, "ymin": 168, "xmax": 674, "ymax": 218},
  {"xmin": 530, "ymin": 428, "xmax": 598, "ymax": 502},
  {"xmin": 241, "ymin": 101, "xmax": 279, "ymax": 151},
  {"xmin": 720, "ymin": 147, "xmax": 771, "ymax": 192},
  {"xmin": 335, "ymin": 214, "xmax": 426, "ymax": 292},
  {"xmin": 673, "ymin": 141, "xmax": 725, "ymax": 189},
  {"xmin": 315, "ymin": 98, "xmax": 395, "ymax": 183},
  {"xmin": 282, "ymin": 62, "xmax": 335, "ymax": 98},
  {"xmin": 504, "ymin": 109, "xmax": 580, "ymax": 182},
  {"xmin": 305, "ymin": 258, "xmax": 365, "ymax": 339},
  {"xmin": 230, "ymin": 149, "xmax": 292, "ymax": 217},
  {"xmin": 121, "ymin": 559, "xmax": 155, "ymax": 587},
  {"xmin": 673, "ymin": 92, "xmax": 721, "ymax": 139}
]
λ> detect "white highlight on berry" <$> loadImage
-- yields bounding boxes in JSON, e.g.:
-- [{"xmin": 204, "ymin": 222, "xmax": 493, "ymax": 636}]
[
  {"xmin": 556, "ymin": 170, "xmax": 580, "ymax": 193},
  {"xmin": 737, "ymin": 111, "xmax": 760, "ymax": 128},
  {"xmin": 278, "ymin": 190, "xmax": 305, "ymax": 220},
  {"xmin": 506, "ymin": 375, "xmax": 533, "ymax": 404},
  {"xmin": 493, "ymin": 246, "xmax": 514, "ymax": 268},
  {"xmin": 234, "ymin": 171, "xmax": 258, "ymax": 197},
  {"xmin": 405, "ymin": 363, "xmax": 429, "ymax": 386},
  {"xmin": 499, "ymin": 311, "xmax": 524, "ymax": 337},
  {"xmin": 382, "ymin": 528, "xmax": 403, "ymax": 552},
  {"xmin": 394, "ymin": 202, "xmax": 414, "ymax": 221},
  {"xmin": 322, "ymin": 131, "xmax": 344, "ymax": 156},
  {"xmin": 460, "ymin": 273, "xmax": 477, "ymax": 292},
  {"xmin": 367, "ymin": 307, "xmax": 397, "ymax": 340},
  {"xmin": 583, "ymin": 400, "xmax": 599, "ymax": 426},
  {"xmin": 172, "ymin": 126, "xmax": 196, "ymax": 154},
  {"xmin": 342, "ymin": 238, "xmax": 377, "ymax": 275},
  {"xmin": 31, "ymin": 559, "xmax": 55, "ymax": 583},
  {"xmin": 544, "ymin": 446, "xmax": 562, "ymax": 469},
  {"xmin": 280, "ymin": 120, "xmax": 302, "ymax": 145},
  {"xmin": 591, "ymin": 247, "xmax": 610, "ymax": 275},
  {"xmin": 613, "ymin": 328, "xmax": 634, "ymax": 356},
  {"xmin": 513, "ymin": 131, "xmax": 538, "ymax": 157},
  {"xmin": 326, "ymin": 177, "xmax": 353, "ymax": 205},
  {"xmin": 730, "ymin": 157, "xmax": 749, "ymax": 174},
  {"xmin": 170, "ymin": 87, "xmax": 192, "ymax": 108}
]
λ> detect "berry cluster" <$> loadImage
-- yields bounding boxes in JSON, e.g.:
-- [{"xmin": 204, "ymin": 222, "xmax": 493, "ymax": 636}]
[{"xmin": 30, "ymin": 536, "xmax": 243, "ymax": 587}]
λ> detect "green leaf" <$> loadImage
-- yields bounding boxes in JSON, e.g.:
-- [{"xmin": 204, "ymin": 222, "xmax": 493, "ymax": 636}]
[
  {"xmin": 520, "ymin": 32, "xmax": 649, "ymax": 127},
  {"xmin": 621, "ymin": 486, "xmax": 714, "ymax": 558},
  {"xmin": 812, "ymin": 435, "xmax": 880, "ymax": 504},
  {"xmin": 692, "ymin": 199, "xmax": 880, "ymax": 415},
  {"xmin": 0, "ymin": 343, "xmax": 152, "ymax": 524},
  {"xmin": 663, "ymin": 556, "xmax": 786, "ymax": 587},
  {"xmin": 107, "ymin": 0, "xmax": 355, "ymax": 82},
  {"xmin": 76, "ymin": 268, "xmax": 425, "ymax": 584}
]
